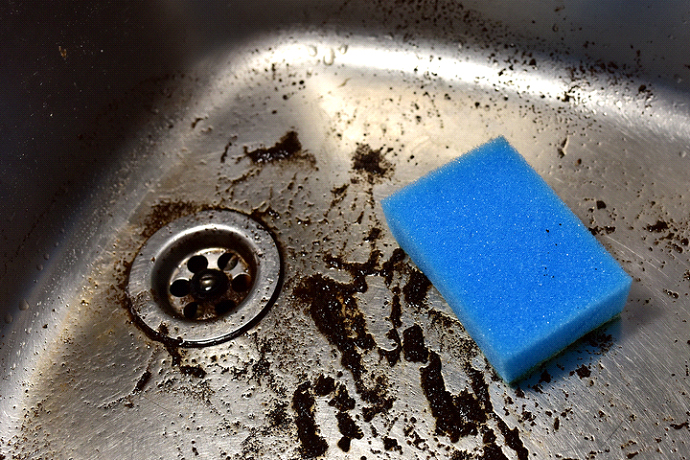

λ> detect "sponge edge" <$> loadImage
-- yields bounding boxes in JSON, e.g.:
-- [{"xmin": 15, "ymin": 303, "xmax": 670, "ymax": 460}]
[{"xmin": 382, "ymin": 137, "xmax": 632, "ymax": 383}]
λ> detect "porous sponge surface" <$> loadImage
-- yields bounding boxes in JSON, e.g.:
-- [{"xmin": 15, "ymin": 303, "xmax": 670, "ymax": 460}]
[{"xmin": 382, "ymin": 137, "xmax": 632, "ymax": 383}]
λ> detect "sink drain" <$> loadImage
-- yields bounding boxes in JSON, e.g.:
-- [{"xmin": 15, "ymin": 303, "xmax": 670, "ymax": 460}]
[{"xmin": 127, "ymin": 210, "xmax": 282, "ymax": 347}]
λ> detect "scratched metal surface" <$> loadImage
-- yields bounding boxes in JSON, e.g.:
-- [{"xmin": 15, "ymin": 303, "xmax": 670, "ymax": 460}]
[{"xmin": 2, "ymin": 1, "xmax": 690, "ymax": 459}]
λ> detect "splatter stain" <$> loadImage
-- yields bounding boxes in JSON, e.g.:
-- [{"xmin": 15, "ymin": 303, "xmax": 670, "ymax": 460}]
[{"xmin": 292, "ymin": 382, "xmax": 328, "ymax": 458}]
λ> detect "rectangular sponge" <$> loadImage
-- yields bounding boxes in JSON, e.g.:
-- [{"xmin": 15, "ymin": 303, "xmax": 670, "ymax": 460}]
[{"xmin": 382, "ymin": 137, "xmax": 632, "ymax": 383}]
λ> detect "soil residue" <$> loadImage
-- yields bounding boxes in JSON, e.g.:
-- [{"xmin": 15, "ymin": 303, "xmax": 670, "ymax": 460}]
[
  {"xmin": 245, "ymin": 131, "xmax": 314, "ymax": 165},
  {"xmin": 330, "ymin": 384, "xmax": 356, "ymax": 412},
  {"xmin": 293, "ymin": 245, "xmax": 528, "ymax": 458},
  {"xmin": 335, "ymin": 411, "xmax": 363, "ymax": 452},
  {"xmin": 420, "ymin": 352, "xmax": 481, "ymax": 442},
  {"xmin": 163, "ymin": 342, "xmax": 207, "ymax": 378},
  {"xmin": 352, "ymin": 144, "xmax": 394, "ymax": 183},
  {"xmin": 403, "ymin": 269, "xmax": 432, "ymax": 308},
  {"xmin": 140, "ymin": 200, "xmax": 201, "ymax": 239},
  {"xmin": 646, "ymin": 220, "xmax": 669, "ymax": 233},
  {"xmin": 292, "ymin": 382, "xmax": 328, "ymax": 458},
  {"xmin": 293, "ymin": 253, "xmax": 394, "ymax": 423},
  {"xmin": 133, "ymin": 370, "xmax": 152, "ymax": 393},
  {"xmin": 402, "ymin": 324, "xmax": 429, "ymax": 363},
  {"xmin": 589, "ymin": 225, "xmax": 616, "ymax": 236},
  {"xmin": 572, "ymin": 364, "xmax": 591, "ymax": 379}
]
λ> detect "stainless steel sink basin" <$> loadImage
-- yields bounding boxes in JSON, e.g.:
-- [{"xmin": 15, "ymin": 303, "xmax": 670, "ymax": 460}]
[{"xmin": 3, "ymin": 1, "xmax": 690, "ymax": 458}]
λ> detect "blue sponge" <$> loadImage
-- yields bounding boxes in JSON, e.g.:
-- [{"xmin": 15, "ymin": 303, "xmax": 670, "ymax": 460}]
[{"xmin": 382, "ymin": 137, "xmax": 631, "ymax": 383}]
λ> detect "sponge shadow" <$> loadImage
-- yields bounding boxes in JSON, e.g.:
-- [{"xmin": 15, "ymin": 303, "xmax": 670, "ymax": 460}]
[
  {"xmin": 514, "ymin": 278, "xmax": 661, "ymax": 389},
  {"xmin": 515, "ymin": 318, "xmax": 622, "ymax": 390}
]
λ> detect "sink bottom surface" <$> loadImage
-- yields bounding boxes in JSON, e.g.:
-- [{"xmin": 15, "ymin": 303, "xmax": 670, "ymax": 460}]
[{"xmin": 2, "ymin": 25, "xmax": 690, "ymax": 460}]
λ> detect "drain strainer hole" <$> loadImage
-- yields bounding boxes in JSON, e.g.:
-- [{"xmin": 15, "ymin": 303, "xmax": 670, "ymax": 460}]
[
  {"xmin": 184, "ymin": 302, "xmax": 199, "ymax": 319},
  {"xmin": 232, "ymin": 273, "xmax": 252, "ymax": 292},
  {"xmin": 170, "ymin": 279, "xmax": 191, "ymax": 297},
  {"xmin": 187, "ymin": 255, "xmax": 209, "ymax": 273},
  {"xmin": 215, "ymin": 299, "xmax": 236, "ymax": 315},
  {"xmin": 128, "ymin": 209, "xmax": 282, "ymax": 347},
  {"xmin": 218, "ymin": 252, "xmax": 238, "ymax": 271}
]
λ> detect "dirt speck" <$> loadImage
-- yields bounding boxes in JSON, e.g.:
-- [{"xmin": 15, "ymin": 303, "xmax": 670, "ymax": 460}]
[
  {"xmin": 572, "ymin": 365, "xmax": 591, "ymax": 379},
  {"xmin": 245, "ymin": 131, "xmax": 314, "ymax": 164},
  {"xmin": 589, "ymin": 225, "xmax": 616, "ymax": 236},
  {"xmin": 133, "ymin": 370, "xmax": 152, "ymax": 393},
  {"xmin": 670, "ymin": 421, "xmax": 689, "ymax": 430},
  {"xmin": 179, "ymin": 365, "xmax": 207, "ymax": 378},
  {"xmin": 539, "ymin": 369, "xmax": 552, "ymax": 384},
  {"xmin": 582, "ymin": 329, "xmax": 614, "ymax": 353},
  {"xmin": 646, "ymin": 220, "xmax": 669, "ymax": 233},
  {"xmin": 383, "ymin": 436, "xmax": 402, "ymax": 452},
  {"xmin": 352, "ymin": 144, "xmax": 394, "ymax": 183}
]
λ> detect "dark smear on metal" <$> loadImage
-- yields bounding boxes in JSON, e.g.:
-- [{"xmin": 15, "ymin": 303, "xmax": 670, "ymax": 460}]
[
  {"xmin": 295, "ymin": 246, "xmax": 528, "ymax": 456},
  {"xmin": 495, "ymin": 417, "xmax": 529, "ymax": 460},
  {"xmin": 314, "ymin": 374, "xmax": 336, "ymax": 396},
  {"xmin": 403, "ymin": 269, "xmax": 432, "ymax": 308},
  {"xmin": 294, "ymin": 258, "xmax": 394, "ymax": 422},
  {"xmin": 418, "ymin": 351, "xmax": 529, "ymax": 459},
  {"xmin": 379, "ymin": 327, "xmax": 402, "ymax": 366},
  {"xmin": 141, "ymin": 200, "xmax": 201, "ymax": 239},
  {"xmin": 292, "ymin": 382, "xmax": 328, "ymax": 458},
  {"xmin": 352, "ymin": 144, "xmax": 395, "ymax": 183},
  {"xmin": 133, "ymin": 370, "xmax": 152, "ymax": 393},
  {"xmin": 481, "ymin": 427, "xmax": 507, "ymax": 459},
  {"xmin": 420, "ymin": 352, "xmax": 480, "ymax": 441},
  {"xmin": 163, "ymin": 342, "xmax": 206, "ymax": 378},
  {"xmin": 572, "ymin": 365, "xmax": 591, "ymax": 379},
  {"xmin": 380, "ymin": 248, "xmax": 407, "ymax": 285},
  {"xmin": 364, "ymin": 227, "xmax": 382, "ymax": 242},
  {"xmin": 330, "ymin": 383, "xmax": 356, "ymax": 412},
  {"xmin": 465, "ymin": 365, "xmax": 491, "ymax": 415},
  {"xmin": 389, "ymin": 294, "xmax": 403, "ymax": 328},
  {"xmin": 336, "ymin": 411, "xmax": 363, "ymax": 452},
  {"xmin": 383, "ymin": 436, "xmax": 402, "ymax": 452},
  {"xmin": 646, "ymin": 220, "xmax": 669, "ymax": 233},
  {"xmin": 245, "ymin": 131, "xmax": 307, "ymax": 164},
  {"xmin": 402, "ymin": 324, "xmax": 429, "ymax": 363},
  {"xmin": 219, "ymin": 135, "xmax": 237, "ymax": 163}
]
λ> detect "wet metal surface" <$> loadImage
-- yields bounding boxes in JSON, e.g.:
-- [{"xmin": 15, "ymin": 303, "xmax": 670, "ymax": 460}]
[{"xmin": 2, "ymin": 1, "xmax": 690, "ymax": 459}]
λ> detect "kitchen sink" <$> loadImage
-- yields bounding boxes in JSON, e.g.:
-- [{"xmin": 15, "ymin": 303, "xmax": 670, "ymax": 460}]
[{"xmin": 2, "ymin": 1, "xmax": 690, "ymax": 458}]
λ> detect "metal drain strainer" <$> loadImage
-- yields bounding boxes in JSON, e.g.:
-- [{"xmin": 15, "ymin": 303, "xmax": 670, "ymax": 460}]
[{"xmin": 127, "ymin": 210, "xmax": 281, "ymax": 347}]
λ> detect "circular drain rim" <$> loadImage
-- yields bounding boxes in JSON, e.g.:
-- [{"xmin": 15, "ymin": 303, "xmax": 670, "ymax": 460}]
[{"xmin": 128, "ymin": 210, "xmax": 281, "ymax": 347}]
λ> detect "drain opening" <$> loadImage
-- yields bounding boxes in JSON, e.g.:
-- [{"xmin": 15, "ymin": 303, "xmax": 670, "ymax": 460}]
[
  {"xmin": 165, "ymin": 247, "xmax": 253, "ymax": 321},
  {"xmin": 128, "ymin": 210, "xmax": 282, "ymax": 347}
]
